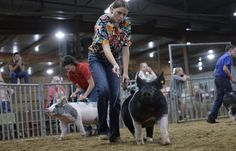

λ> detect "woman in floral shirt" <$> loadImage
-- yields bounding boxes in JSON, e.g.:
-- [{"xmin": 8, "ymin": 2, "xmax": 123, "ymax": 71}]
[{"xmin": 88, "ymin": 0, "xmax": 131, "ymax": 143}]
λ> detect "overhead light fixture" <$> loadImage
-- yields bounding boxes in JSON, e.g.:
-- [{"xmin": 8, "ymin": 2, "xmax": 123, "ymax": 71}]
[
  {"xmin": 207, "ymin": 54, "xmax": 215, "ymax": 60},
  {"xmin": 149, "ymin": 52, "xmax": 154, "ymax": 58},
  {"xmin": 233, "ymin": 12, "xmax": 236, "ymax": 16},
  {"xmin": 208, "ymin": 49, "xmax": 213, "ymax": 54},
  {"xmin": 198, "ymin": 57, "xmax": 202, "ymax": 61},
  {"xmin": 55, "ymin": 31, "xmax": 65, "ymax": 40},
  {"xmin": 199, "ymin": 66, "xmax": 203, "ymax": 71},
  {"xmin": 186, "ymin": 42, "xmax": 191, "ymax": 45},
  {"xmin": 46, "ymin": 69, "xmax": 54, "ymax": 75},
  {"xmin": 34, "ymin": 46, "xmax": 39, "ymax": 52},
  {"xmin": 186, "ymin": 27, "xmax": 191, "ymax": 31},
  {"xmin": 198, "ymin": 61, "xmax": 203, "ymax": 67},
  {"xmin": 0, "ymin": 68, "xmax": 4, "ymax": 73},
  {"xmin": 148, "ymin": 41, "xmax": 154, "ymax": 48},
  {"xmin": 34, "ymin": 34, "xmax": 40, "ymax": 41},
  {"xmin": 13, "ymin": 45, "xmax": 18, "ymax": 53},
  {"xmin": 207, "ymin": 49, "xmax": 215, "ymax": 60},
  {"xmin": 47, "ymin": 62, "xmax": 52, "ymax": 65}
]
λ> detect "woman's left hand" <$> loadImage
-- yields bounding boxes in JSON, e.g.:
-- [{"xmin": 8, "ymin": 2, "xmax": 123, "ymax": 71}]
[{"xmin": 79, "ymin": 94, "xmax": 87, "ymax": 101}]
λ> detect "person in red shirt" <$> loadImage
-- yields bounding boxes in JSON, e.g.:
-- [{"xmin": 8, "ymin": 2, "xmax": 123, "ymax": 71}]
[
  {"xmin": 62, "ymin": 55, "xmax": 97, "ymax": 103},
  {"xmin": 62, "ymin": 55, "xmax": 97, "ymax": 136}
]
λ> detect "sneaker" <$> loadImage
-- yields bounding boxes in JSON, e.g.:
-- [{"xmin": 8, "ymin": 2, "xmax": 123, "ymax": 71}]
[
  {"xmin": 99, "ymin": 134, "xmax": 109, "ymax": 140},
  {"xmin": 207, "ymin": 119, "xmax": 219, "ymax": 124},
  {"xmin": 146, "ymin": 137, "xmax": 153, "ymax": 143}
]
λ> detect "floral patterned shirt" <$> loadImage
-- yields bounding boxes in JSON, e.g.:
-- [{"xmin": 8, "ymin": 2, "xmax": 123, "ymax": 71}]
[{"xmin": 89, "ymin": 14, "xmax": 131, "ymax": 58}]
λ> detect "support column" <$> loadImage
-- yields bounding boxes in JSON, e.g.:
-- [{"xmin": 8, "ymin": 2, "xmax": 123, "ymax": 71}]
[{"xmin": 182, "ymin": 34, "xmax": 189, "ymax": 74}]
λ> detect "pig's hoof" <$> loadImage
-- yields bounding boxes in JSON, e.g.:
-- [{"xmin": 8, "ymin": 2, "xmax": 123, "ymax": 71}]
[
  {"xmin": 163, "ymin": 139, "xmax": 171, "ymax": 145},
  {"xmin": 58, "ymin": 137, "xmax": 64, "ymax": 141},
  {"xmin": 136, "ymin": 139, "xmax": 144, "ymax": 145}
]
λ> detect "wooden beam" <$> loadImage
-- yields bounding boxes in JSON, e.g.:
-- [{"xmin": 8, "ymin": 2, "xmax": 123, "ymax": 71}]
[{"xmin": 21, "ymin": 35, "xmax": 50, "ymax": 55}]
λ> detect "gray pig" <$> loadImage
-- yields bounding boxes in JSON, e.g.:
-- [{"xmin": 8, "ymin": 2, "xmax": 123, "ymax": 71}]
[{"xmin": 46, "ymin": 101, "xmax": 98, "ymax": 140}]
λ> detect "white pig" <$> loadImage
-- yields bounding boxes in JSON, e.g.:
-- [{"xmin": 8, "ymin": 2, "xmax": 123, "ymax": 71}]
[{"xmin": 46, "ymin": 101, "xmax": 98, "ymax": 140}]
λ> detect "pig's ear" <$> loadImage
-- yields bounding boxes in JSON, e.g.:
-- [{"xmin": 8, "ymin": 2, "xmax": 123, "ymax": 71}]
[
  {"xmin": 154, "ymin": 72, "xmax": 165, "ymax": 89},
  {"xmin": 136, "ymin": 72, "xmax": 145, "ymax": 88}
]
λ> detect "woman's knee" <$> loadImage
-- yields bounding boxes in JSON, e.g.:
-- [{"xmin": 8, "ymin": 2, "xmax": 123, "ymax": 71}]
[{"xmin": 97, "ymin": 85, "xmax": 110, "ymax": 98}]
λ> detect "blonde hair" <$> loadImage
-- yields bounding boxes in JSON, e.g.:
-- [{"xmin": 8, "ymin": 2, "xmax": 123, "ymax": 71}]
[
  {"xmin": 51, "ymin": 76, "xmax": 63, "ymax": 84},
  {"xmin": 173, "ymin": 67, "xmax": 183, "ymax": 75}
]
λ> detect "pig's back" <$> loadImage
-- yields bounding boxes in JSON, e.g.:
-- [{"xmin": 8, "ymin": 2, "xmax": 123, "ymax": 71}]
[{"xmin": 69, "ymin": 102, "xmax": 98, "ymax": 124}]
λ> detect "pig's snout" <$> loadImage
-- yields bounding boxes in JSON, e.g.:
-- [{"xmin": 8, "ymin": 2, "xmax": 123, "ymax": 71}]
[
  {"xmin": 45, "ymin": 108, "xmax": 51, "ymax": 116},
  {"xmin": 142, "ymin": 90, "xmax": 152, "ymax": 98}
]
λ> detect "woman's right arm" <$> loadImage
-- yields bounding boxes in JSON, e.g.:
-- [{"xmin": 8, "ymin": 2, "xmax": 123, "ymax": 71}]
[{"xmin": 102, "ymin": 43, "xmax": 120, "ymax": 76}]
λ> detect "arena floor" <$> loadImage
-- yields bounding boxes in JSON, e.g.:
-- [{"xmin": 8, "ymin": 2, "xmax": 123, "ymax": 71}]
[{"xmin": 0, "ymin": 118, "xmax": 236, "ymax": 151}]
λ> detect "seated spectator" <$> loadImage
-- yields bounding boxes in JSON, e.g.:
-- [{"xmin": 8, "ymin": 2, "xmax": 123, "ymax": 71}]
[
  {"xmin": 0, "ymin": 72, "xmax": 14, "ymax": 113},
  {"xmin": 136, "ymin": 62, "xmax": 157, "ymax": 82},
  {"xmin": 8, "ymin": 52, "xmax": 29, "ymax": 83},
  {"xmin": 46, "ymin": 76, "xmax": 66, "ymax": 108}
]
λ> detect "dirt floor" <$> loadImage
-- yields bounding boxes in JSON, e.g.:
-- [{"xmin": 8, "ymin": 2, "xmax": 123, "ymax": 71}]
[{"xmin": 0, "ymin": 118, "xmax": 236, "ymax": 151}]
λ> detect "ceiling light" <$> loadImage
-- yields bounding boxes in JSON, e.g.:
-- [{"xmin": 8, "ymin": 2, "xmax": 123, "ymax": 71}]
[
  {"xmin": 47, "ymin": 62, "xmax": 52, "ymax": 65},
  {"xmin": 207, "ymin": 54, "xmax": 215, "ymax": 60},
  {"xmin": 186, "ymin": 27, "xmax": 191, "ymax": 31},
  {"xmin": 198, "ymin": 61, "xmax": 203, "ymax": 67},
  {"xmin": 148, "ymin": 41, "xmax": 154, "ymax": 48},
  {"xmin": 34, "ymin": 46, "xmax": 39, "ymax": 52},
  {"xmin": 149, "ymin": 52, "xmax": 154, "ymax": 58},
  {"xmin": 198, "ymin": 57, "xmax": 202, "ymax": 61},
  {"xmin": 46, "ymin": 69, "xmax": 54, "ymax": 75},
  {"xmin": 186, "ymin": 42, "xmax": 191, "ymax": 45},
  {"xmin": 0, "ymin": 68, "xmax": 4, "ymax": 72},
  {"xmin": 34, "ymin": 34, "xmax": 39, "ymax": 41},
  {"xmin": 13, "ymin": 45, "xmax": 18, "ymax": 53},
  {"xmin": 234, "ymin": 12, "xmax": 236, "ymax": 16},
  {"xmin": 208, "ymin": 49, "xmax": 213, "ymax": 54},
  {"xmin": 55, "ymin": 31, "xmax": 65, "ymax": 39},
  {"xmin": 199, "ymin": 66, "xmax": 203, "ymax": 71}
]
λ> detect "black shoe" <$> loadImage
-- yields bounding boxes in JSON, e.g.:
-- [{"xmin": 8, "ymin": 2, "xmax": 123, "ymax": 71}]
[
  {"xmin": 109, "ymin": 137, "xmax": 121, "ymax": 143},
  {"xmin": 207, "ymin": 119, "xmax": 219, "ymax": 124}
]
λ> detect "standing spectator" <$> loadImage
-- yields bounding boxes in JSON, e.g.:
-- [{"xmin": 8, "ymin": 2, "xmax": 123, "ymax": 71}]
[
  {"xmin": 137, "ymin": 62, "xmax": 157, "ymax": 82},
  {"xmin": 172, "ymin": 67, "xmax": 190, "ymax": 120},
  {"xmin": 207, "ymin": 44, "xmax": 236, "ymax": 123},
  {"xmin": 88, "ymin": 0, "xmax": 131, "ymax": 143},
  {"xmin": 62, "ymin": 55, "xmax": 97, "ymax": 136},
  {"xmin": 0, "ymin": 72, "xmax": 14, "ymax": 113},
  {"xmin": 8, "ymin": 52, "xmax": 29, "ymax": 83},
  {"xmin": 46, "ymin": 76, "xmax": 66, "ymax": 108}
]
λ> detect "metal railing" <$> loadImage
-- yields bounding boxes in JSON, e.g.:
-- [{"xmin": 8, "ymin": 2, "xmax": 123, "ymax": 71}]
[{"xmin": 0, "ymin": 77, "xmax": 228, "ymax": 140}]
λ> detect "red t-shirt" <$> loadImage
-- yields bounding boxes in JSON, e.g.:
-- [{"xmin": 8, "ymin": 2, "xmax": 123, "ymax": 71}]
[{"xmin": 67, "ymin": 63, "xmax": 91, "ymax": 89}]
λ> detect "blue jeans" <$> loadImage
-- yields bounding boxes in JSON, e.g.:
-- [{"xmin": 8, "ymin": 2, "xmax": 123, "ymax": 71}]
[
  {"xmin": 208, "ymin": 77, "xmax": 232, "ymax": 121},
  {"xmin": 10, "ymin": 71, "xmax": 29, "ymax": 83},
  {"xmin": 88, "ymin": 53, "xmax": 121, "ymax": 140},
  {"xmin": 0, "ymin": 101, "xmax": 11, "ymax": 113}
]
